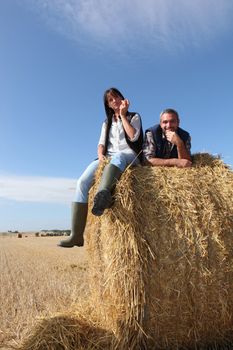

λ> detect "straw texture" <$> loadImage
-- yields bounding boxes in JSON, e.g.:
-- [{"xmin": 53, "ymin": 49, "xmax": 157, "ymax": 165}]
[
  {"xmin": 19, "ymin": 309, "xmax": 114, "ymax": 350},
  {"xmin": 86, "ymin": 153, "xmax": 233, "ymax": 349},
  {"xmin": 19, "ymin": 153, "xmax": 233, "ymax": 349}
]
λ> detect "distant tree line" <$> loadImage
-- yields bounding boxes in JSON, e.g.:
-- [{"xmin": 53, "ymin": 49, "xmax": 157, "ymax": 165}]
[{"xmin": 35, "ymin": 230, "xmax": 71, "ymax": 237}]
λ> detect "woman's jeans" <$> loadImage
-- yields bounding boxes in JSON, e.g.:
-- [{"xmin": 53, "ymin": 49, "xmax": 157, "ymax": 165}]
[{"xmin": 74, "ymin": 152, "xmax": 139, "ymax": 203}]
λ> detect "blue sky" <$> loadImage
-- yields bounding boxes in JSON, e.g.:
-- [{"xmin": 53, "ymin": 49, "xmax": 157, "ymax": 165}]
[{"xmin": 0, "ymin": 0, "xmax": 233, "ymax": 231}]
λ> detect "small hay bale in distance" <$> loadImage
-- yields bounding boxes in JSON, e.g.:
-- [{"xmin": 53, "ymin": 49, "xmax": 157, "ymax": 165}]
[{"xmin": 86, "ymin": 153, "xmax": 233, "ymax": 349}]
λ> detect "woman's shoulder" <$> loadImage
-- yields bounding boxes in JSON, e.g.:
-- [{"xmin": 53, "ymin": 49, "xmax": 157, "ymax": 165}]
[{"xmin": 128, "ymin": 112, "xmax": 141, "ymax": 119}]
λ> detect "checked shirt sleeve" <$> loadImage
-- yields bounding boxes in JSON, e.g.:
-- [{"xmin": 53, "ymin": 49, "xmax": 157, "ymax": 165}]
[{"xmin": 143, "ymin": 130, "xmax": 157, "ymax": 161}]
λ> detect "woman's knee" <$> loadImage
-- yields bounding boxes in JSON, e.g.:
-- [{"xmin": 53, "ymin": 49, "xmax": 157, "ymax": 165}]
[
  {"xmin": 110, "ymin": 153, "xmax": 127, "ymax": 171},
  {"xmin": 75, "ymin": 160, "xmax": 99, "ymax": 201},
  {"xmin": 76, "ymin": 177, "xmax": 89, "ymax": 194}
]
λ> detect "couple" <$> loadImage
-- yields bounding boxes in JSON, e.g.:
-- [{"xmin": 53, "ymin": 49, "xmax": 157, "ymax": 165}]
[{"xmin": 59, "ymin": 87, "xmax": 192, "ymax": 248}]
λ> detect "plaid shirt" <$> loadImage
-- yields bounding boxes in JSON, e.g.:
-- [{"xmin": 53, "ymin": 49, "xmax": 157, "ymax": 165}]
[{"xmin": 143, "ymin": 130, "xmax": 191, "ymax": 161}]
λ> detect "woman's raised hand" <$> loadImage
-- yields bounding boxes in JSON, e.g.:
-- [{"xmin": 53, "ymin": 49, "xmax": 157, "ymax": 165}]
[{"xmin": 119, "ymin": 99, "xmax": 130, "ymax": 117}]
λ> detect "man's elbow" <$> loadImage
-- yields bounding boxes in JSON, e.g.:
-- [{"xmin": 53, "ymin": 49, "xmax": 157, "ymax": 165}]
[
  {"xmin": 186, "ymin": 154, "xmax": 192, "ymax": 163},
  {"xmin": 143, "ymin": 158, "xmax": 152, "ymax": 166},
  {"xmin": 182, "ymin": 159, "xmax": 192, "ymax": 167}
]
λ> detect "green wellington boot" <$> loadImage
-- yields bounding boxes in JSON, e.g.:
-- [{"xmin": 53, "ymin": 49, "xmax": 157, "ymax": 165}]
[
  {"xmin": 58, "ymin": 202, "xmax": 88, "ymax": 248},
  {"xmin": 92, "ymin": 163, "xmax": 122, "ymax": 216}
]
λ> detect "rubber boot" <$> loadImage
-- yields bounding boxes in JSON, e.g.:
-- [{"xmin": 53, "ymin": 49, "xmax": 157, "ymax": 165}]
[
  {"xmin": 92, "ymin": 163, "xmax": 122, "ymax": 216},
  {"xmin": 58, "ymin": 202, "xmax": 88, "ymax": 248}
]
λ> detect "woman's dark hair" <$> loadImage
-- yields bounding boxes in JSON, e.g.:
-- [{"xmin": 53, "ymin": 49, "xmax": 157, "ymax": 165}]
[{"xmin": 103, "ymin": 87, "xmax": 125, "ymax": 121}]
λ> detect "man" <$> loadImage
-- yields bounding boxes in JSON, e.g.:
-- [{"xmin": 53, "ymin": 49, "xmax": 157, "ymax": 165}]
[{"xmin": 143, "ymin": 109, "xmax": 192, "ymax": 167}]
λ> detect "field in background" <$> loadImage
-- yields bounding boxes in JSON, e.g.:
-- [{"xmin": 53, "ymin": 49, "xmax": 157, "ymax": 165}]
[{"xmin": 0, "ymin": 234, "xmax": 88, "ymax": 348}]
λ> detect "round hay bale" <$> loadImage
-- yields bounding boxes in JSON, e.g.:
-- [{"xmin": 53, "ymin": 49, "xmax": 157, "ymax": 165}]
[
  {"xmin": 18, "ymin": 309, "xmax": 114, "ymax": 350},
  {"xmin": 86, "ymin": 153, "xmax": 233, "ymax": 349}
]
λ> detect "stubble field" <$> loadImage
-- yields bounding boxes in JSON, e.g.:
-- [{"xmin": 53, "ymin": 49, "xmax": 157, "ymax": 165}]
[{"xmin": 0, "ymin": 234, "xmax": 88, "ymax": 349}]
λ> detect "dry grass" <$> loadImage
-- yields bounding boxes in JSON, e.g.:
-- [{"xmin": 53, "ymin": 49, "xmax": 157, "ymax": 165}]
[
  {"xmin": 18, "ymin": 310, "xmax": 114, "ymax": 350},
  {"xmin": 86, "ymin": 153, "xmax": 233, "ymax": 349},
  {"xmin": 2, "ymin": 153, "xmax": 233, "ymax": 350},
  {"xmin": 0, "ymin": 235, "xmax": 88, "ymax": 349}
]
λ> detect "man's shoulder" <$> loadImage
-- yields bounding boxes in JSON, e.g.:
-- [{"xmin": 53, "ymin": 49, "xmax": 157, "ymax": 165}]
[
  {"xmin": 177, "ymin": 127, "xmax": 191, "ymax": 138},
  {"xmin": 145, "ymin": 124, "xmax": 160, "ymax": 133}
]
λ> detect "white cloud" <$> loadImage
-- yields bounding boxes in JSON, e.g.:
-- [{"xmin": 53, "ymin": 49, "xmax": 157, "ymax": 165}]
[
  {"xmin": 22, "ymin": 0, "xmax": 233, "ymax": 52},
  {"xmin": 0, "ymin": 174, "xmax": 76, "ymax": 204}
]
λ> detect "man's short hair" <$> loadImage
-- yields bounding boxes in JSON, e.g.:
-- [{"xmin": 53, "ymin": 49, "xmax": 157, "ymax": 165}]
[{"xmin": 160, "ymin": 108, "xmax": 180, "ymax": 122}]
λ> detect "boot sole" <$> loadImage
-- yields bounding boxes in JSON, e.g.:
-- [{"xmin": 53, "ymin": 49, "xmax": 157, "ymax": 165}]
[
  {"xmin": 92, "ymin": 190, "xmax": 113, "ymax": 216},
  {"xmin": 58, "ymin": 240, "xmax": 84, "ymax": 248}
]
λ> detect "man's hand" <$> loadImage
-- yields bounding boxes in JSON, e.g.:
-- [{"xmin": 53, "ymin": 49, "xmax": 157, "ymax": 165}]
[
  {"xmin": 148, "ymin": 157, "xmax": 192, "ymax": 167},
  {"xmin": 164, "ymin": 130, "xmax": 192, "ymax": 162},
  {"xmin": 164, "ymin": 130, "xmax": 182, "ymax": 145},
  {"xmin": 175, "ymin": 159, "xmax": 192, "ymax": 168}
]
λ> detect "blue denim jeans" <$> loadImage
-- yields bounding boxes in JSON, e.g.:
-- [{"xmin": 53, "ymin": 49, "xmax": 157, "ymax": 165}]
[{"xmin": 74, "ymin": 152, "xmax": 139, "ymax": 203}]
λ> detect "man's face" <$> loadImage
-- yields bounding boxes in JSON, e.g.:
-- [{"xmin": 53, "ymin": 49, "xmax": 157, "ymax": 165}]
[{"xmin": 160, "ymin": 113, "xmax": 179, "ymax": 132}]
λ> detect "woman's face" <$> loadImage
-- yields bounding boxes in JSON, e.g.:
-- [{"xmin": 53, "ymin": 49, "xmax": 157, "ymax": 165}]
[{"xmin": 107, "ymin": 93, "xmax": 123, "ymax": 112}]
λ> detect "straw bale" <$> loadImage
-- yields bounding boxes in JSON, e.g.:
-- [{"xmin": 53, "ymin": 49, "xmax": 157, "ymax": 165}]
[
  {"xmin": 18, "ymin": 307, "xmax": 114, "ymax": 350},
  {"xmin": 18, "ymin": 153, "xmax": 232, "ymax": 350},
  {"xmin": 86, "ymin": 153, "xmax": 233, "ymax": 349}
]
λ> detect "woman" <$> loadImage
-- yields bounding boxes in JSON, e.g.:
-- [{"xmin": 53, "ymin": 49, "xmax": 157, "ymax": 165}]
[{"xmin": 59, "ymin": 87, "xmax": 143, "ymax": 248}]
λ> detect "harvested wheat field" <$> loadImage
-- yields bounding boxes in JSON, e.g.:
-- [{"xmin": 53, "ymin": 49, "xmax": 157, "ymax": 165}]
[
  {"xmin": 0, "ymin": 235, "xmax": 88, "ymax": 349},
  {"xmin": 6, "ymin": 153, "xmax": 233, "ymax": 350}
]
